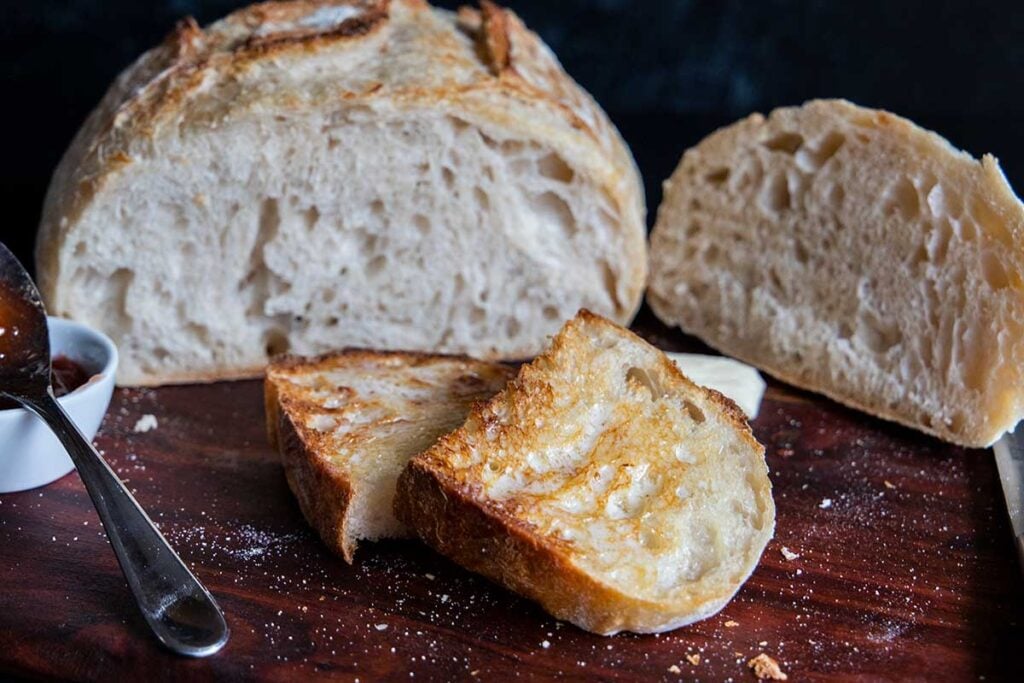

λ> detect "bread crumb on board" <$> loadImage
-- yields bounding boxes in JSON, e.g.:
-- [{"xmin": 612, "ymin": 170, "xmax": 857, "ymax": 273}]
[
  {"xmin": 819, "ymin": 498, "xmax": 833, "ymax": 509},
  {"xmin": 724, "ymin": 620, "xmax": 740, "ymax": 627},
  {"xmin": 686, "ymin": 653, "xmax": 701, "ymax": 665},
  {"xmin": 780, "ymin": 546, "xmax": 800, "ymax": 561},
  {"xmin": 132, "ymin": 414, "xmax": 159, "ymax": 433},
  {"xmin": 748, "ymin": 653, "xmax": 788, "ymax": 680},
  {"xmin": 668, "ymin": 664, "xmax": 681, "ymax": 673}
]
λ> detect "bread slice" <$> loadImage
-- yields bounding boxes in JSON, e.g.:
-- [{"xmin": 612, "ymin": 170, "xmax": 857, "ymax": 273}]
[
  {"xmin": 649, "ymin": 99, "xmax": 1024, "ymax": 447},
  {"xmin": 265, "ymin": 350, "xmax": 513, "ymax": 562},
  {"xmin": 37, "ymin": 0, "xmax": 646, "ymax": 386},
  {"xmin": 394, "ymin": 311, "xmax": 775, "ymax": 634}
]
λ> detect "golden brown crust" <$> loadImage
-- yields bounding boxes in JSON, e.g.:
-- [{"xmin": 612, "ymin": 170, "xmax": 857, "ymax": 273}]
[
  {"xmin": 272, "ymin": 393, "xmax": 358, "ymax": 561},
  {"xmin": 477, "ymin": 1, "xmax": 510, "ymax": 75}
]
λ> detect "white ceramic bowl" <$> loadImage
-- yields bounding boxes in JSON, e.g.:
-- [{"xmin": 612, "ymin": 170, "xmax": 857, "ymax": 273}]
[{"xmin": 0, "ymin": 317, "xmax": 117, "ymax": 493}]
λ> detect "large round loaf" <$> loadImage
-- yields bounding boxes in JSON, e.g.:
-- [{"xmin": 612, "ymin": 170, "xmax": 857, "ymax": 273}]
[{"xmin": 36, "ymin": 0, "xmax": 646, "ymax": 386}]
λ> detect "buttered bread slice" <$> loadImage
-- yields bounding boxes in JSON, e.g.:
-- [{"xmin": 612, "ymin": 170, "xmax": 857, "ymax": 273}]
[
  {"xmin": 395, "ymin": 311, "xmax": 775, "ymax": 634},
  {"xmin": 266, "ymin": 351, "xmax": 514, "ymax": 562}
]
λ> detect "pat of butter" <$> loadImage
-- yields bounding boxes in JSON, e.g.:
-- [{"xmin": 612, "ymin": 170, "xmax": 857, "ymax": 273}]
[{"xmin": 664, "ymin": 353, "xmax": 766, "ymax": 419}]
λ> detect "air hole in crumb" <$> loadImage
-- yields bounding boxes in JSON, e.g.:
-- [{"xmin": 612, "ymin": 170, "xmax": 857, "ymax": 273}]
[
  {"xmin": 474, "ymin": 187, "xmax": 490, "ymax": 211},
  {"xmin": 827, "ymin": 183, "xmax": 845, "ymax": 209},
  {"xmin": 73, "ymin": 242, "xmax": 86, "ymax": 257},
  {"xmin": 303, "ymin": 205, "xmax": 320, "ymax": 231},
  {"xmin": 369, "ymin": 199, "xmax": 385, "ymax": 217},
  {"xmin": 327, "ymin": 317, "xmax": 339, "ymax": 327},
  {"xmin": 706, "ymin": 167, "xmax": 730, "ymax": 185},
  {"xmin": 815, "ymin": 130, "xmax": 846, "ymax": 163},
  {"xmin": 857, "ymin": 310, "xmax": 902, "ymax": 354},
  {"xmin": 367, "ymin": 254, "xmax": 387, "ymax": 276},
  {"xmin": 837, "ymin": 320, "xmax": 854, "ymax": 340},
  {"xmin": 796, "ymin": 130, "xmax": 846, "ymax": 172},
  {"xmin": 762, "ymin": 131, "xmax": 804, "ymax": 154},
  {"xmin": 684, "ymin": 400, "xmax": 706, "ymax": 423},
  {"xmin": 537, "ymin": 153, "xmax": 575, "ymax": 183},
  {"xmin": 760, "ymin": 173, "xmax": 791, "ymax": 213},
  {"xmin": 264, "ymin": 330, "xmax": 290, "ymax": 357},
  {"xmin": 911, "ymin": 244, "xmax": 929, "ymax": 267},
  {"xmin": 470, "ymin": 307, "xmax": 486, "ymax": 324},
  {"xmin": 441, "ymin": 167, "xmax": 455, "ymax": 188},
  {"xmin": 506, "ymin": 317, "xmax": 521, "ymax": 337},
  {"xmin": 883, "ymin": 177, "xmax": 919, "ymax": 220},
  {"xmin": 794, "ymin": 240, "xmax": 809, "ymax": 264},
  {"xmin": 413, "ymin": 214, "xmax": 430, "ymax": 235},
  {"xmin": 626, "ymin": 367, "xmax": 663, "ymax": 401},
  {"xmin": 530, "ymin": 191, "xmax": 574, "ymax": 235},
  {"xmin": 982, "ymin": 251, "xmax": 1010, "ymax": 289},
  {"xmin": 542, "ymin": 305, "xmax": 560, "ymax": 321}
]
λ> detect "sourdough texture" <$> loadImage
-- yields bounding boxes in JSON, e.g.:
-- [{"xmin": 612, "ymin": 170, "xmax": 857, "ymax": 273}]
[
  {"xmin": 37, "ymin": 0, "xmax": 646, "ymax": 386},
  {"xmin": 649, "ymin": 99, "xmax": 1024, "ymax": 447},
  {"xmin": 266, "ymin": 349, "xmax": 513, "ymax": 562},
  {"xmin": 395, "ymin": 311, "xmax": 775, "ymax": 634}
]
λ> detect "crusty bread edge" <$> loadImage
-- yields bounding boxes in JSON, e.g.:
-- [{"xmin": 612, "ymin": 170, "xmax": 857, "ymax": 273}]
[
  {"xmin": 394, "ymin": 310, "xmax": 775, "ymax": 634},
  {"xmin": 264, "ymin": 369, "xmax": 357, "ymax": 563}
]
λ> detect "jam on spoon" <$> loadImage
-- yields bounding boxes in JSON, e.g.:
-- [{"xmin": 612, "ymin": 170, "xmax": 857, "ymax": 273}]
[{"xmin": 0, "ymin": 355, "xmax": 91, "ymax": 409}]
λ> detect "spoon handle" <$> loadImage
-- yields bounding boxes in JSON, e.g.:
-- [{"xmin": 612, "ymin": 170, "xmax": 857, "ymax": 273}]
[{"xmin": 21, "ymin": 391, "xmax": 229, "ymax": 657}]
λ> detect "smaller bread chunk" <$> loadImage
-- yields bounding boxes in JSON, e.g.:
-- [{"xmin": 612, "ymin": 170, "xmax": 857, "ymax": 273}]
[
  {"xmin": 649, "ymin": 99, "xmax": 1024, "ymax": 447},
  {"xmin": 266, "ymin": 350, "xmax": 514, "ymax": 562},
  {"xmin": 395, "ymin": 310, "xmax": 775, "ymax": 634}
]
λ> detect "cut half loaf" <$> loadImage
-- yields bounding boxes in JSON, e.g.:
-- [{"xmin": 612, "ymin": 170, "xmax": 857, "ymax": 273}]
[
  {"xmin": 395, "ymin": 310, "xmax": 775, "ymax": 634},
  {"xmin": 37, "ymin": 0, "xmax": 646, "ymax": 386},
  {"xmin": 649, "ymin": 99, "xmax": 1024, "ymax": 447},
  {"xmin": 266, "ymin": 350, "xmax": 513, "ymax": 562}
]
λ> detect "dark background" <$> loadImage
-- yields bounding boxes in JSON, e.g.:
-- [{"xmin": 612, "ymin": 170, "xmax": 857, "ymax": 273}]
[{"xmin": 3, "ymin": 0, "xmax": 1023, "ymax": 273}]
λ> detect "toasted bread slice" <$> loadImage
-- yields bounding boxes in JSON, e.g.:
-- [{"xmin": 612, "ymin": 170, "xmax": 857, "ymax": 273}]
[
  {"xmin": 395, "ymin": 311, "xmax": 775, "ymax": 634},
  {"xmin": 266, "ymin": 350, "xmax": 514, "ymax": 562}
]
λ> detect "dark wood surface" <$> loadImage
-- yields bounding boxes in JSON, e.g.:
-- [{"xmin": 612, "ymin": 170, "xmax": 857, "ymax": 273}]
[{"xmin": 2, "ymin": 314, "xmax": 1022, "ymax": 681}]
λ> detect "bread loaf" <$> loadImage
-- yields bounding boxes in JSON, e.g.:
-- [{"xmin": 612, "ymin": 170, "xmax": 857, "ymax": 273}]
[
  {"xmin": 36, "ymin": 0, "xmax": 646, "ymax": 386},
  {"xmin": 395, "ymin": 310, "xmax": 775, "ymax": 634},
  {"xmin": 649, "ymin": 99, "xmax": 1024, "ymax": 447}
]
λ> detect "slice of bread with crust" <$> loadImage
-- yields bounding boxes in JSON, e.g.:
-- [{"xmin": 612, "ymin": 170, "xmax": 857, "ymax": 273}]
[
  {"xmin": 394, "ymin": 310, "xmax": 775, "ymax": 634},
  {"xmin": 266, "ymin": 350, "xmax": 513, "ymax": 562},
  {"xmin": 649, "ymin": 99, "xmax": 1024, "ymax": 447}
]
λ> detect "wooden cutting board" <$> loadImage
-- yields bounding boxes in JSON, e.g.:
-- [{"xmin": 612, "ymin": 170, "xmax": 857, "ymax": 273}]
[{"xmin": 1, "ymin": 312, "xmax": 1022, "ymax": 681}]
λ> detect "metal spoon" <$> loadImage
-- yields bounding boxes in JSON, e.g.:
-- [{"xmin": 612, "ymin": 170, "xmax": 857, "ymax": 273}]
[{"xmin": 0, "ymin": 242, "xmax": 229, "ymax": 657}]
